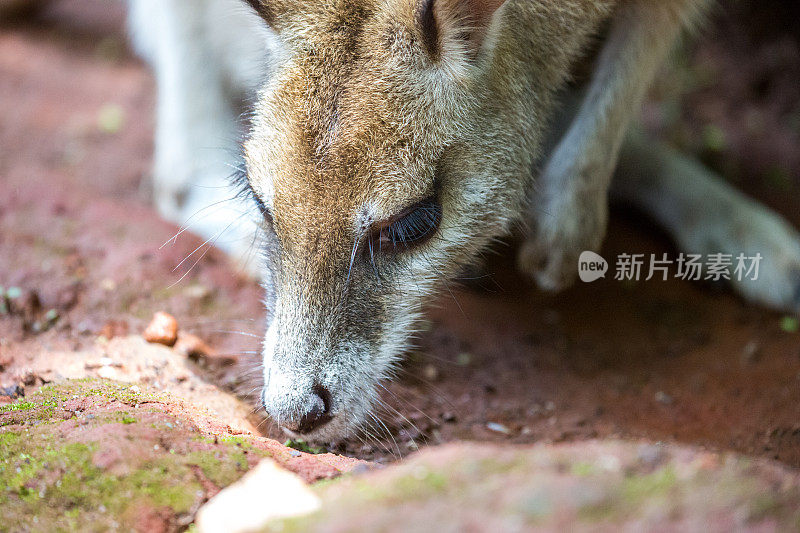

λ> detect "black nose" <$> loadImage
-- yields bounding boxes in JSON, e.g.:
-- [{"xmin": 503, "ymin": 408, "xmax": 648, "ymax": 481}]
[{"xmin": 284, "ymin": 385, "xmax": 332, "ymax": 434}]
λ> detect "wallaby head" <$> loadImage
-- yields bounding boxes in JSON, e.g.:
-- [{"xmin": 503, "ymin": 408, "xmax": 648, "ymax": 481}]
[{"xmin": 242, "ymin": 0, "xmax": 612, "ymax": 441}]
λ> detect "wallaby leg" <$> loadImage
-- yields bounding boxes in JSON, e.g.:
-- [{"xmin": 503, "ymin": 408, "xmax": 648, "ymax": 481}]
[
  {"xmin": 517, "ymin": 0, "xmax": 708, "ymax": 291},
  {"xmin": 127, "ymin": 0, "xmax": 268, "ymax": 271},
  {"xmin": 613, "ymin": 128, "xmax": 800, "ymax": 313}
]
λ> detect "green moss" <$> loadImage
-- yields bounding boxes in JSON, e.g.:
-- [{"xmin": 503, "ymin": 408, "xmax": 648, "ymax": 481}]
[
  {"xmin": 2, "ymin": 401, "xmax": 36, "ymax": 412},
  {"xmin": 387, "ymin": 469, "xmax": 449, "ymax": 500},
  {"xmin": 187, "ymin": 449, "xmax": 248, "ymax": 488},
  {"xmin": 266, "ymin": 462, "xmax": 456, "ymax": 533},
  {"xmin": 125, "ymin": 461, "xmax": 200, "ymax": 513},
  {"xmin": 1, "ymin": 398, "xmax": 58, "ymax": 423},
  {"xmin": 318, "ymin": 462, "xmax": 453, "ymax": 508},
  {"xmin": 1, "ymin": 380, "xmax": 161, "ymax": 429},
  {"xmin": 1, "ymin": 437, "xmax": 202, "ymax": 522},
  {"xmin": 1, "ymin": 439, "xmax": 103, "ymax": 508},
  {"xmin": 1, "ymin": 379, "xmax": 266, "ymax": 531},
  {"xmin": 284, "ymin": 439, "xmax": 326, "ymax": 455},
  {"xmin": 621, "ymin": 467, "xmax": 677, "ymax": 504},
  {"xmin": 31, "ymin": 379, "xmax": 163, "ymax": 410},
  {"xmin": 0, "ymin": 432, "xmax": 201, "ymax": 528},
  {"xmin": 571, "ymin": 462, "xmax": 598, "ymax": 477},
  {"xmin": 220, "ymin": 435, "xmax": 273, "ymax": 458},
  {"xmin": 0, "ymin": 430, "xmax": 22, "ymax": 447},
  {"xmin": 780, "ymin": 316, "xmax": 800, "ymax": 334},
  {"xmin": 221, "ymin": 435, "xmax": 250, "ymax": 447}
]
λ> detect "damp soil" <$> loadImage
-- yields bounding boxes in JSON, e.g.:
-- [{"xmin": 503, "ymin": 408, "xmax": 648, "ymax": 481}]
[{"xmin": 1, "ymin": 0, "xmax": 799, "ymax": 466}]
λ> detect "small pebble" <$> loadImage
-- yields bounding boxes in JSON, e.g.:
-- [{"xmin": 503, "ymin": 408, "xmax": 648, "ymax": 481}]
[
  {"xmin": 0, "ymin": 385, "xmax": 24, "ymax": 399},
  {"xmin": 487, "ymin": 422, "xmax": 511, "ymax": 435},
  {"xmin": 637, "ymin": 444, "xmax": 667, "ymax": 469},
  {"xmin": 5, "ymin": 287, "xmax": 22, "ymax": 299},
  {"xmin": 422, "ymin": 364, "xmax": 439, "ymax": 382},
  {"xmin": 143, "ymin": 311, "xmax": 179, "ymax": 347},
  {"xmin": 97, "ymin": 366, "xmax": 117, "ymax": 380},
  {"xmin": 740, "ymin": 340, "xmax": 760, "ymax": 365},
  {"xmin": 599, "ymin": 454, "xmax": 621, "ymax": 472},
  {"xmin": 655, "ymin": 391, "xmax": 674, "ymax": 405},
  {"xmin": 183, "ymin": 284, "xmax": 211, "ymax": 301},
  {"xmin": 97, "ymin": 104, "xmax": 126, "ymax": 134}
]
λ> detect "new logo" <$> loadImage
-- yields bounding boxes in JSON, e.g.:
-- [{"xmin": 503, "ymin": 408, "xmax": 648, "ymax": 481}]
[{"xmin": 578, "ymin": 251, "xmax": 608, "ymax": 283}]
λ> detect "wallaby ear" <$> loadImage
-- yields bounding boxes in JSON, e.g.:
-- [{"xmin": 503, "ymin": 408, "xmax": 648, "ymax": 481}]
[{"xmin": 416, "ymin": 0, "xmax": 506, "ymax": 61}]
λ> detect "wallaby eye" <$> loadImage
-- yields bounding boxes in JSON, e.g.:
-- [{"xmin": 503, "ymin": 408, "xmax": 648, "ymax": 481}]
[{"xmin": 372, "ymin": 197, "xmax": 442, "ymax": 254}]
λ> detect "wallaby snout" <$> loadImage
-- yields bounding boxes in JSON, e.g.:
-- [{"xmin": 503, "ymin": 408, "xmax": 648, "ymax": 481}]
[
  {"xmin": 261, "ymin": 315, "xmax": 383, "ymax": 440},
  {"xmin": 261, "ymin": 383, "xmax": 332, "ymax": 435}
]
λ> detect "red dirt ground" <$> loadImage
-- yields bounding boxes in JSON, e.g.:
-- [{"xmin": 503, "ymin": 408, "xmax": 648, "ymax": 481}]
[{"xmin": 1, "ymin": 0, "xmax": 799, "ymax": 465}]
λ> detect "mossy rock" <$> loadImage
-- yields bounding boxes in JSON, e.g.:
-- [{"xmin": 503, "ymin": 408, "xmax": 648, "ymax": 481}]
[
  {"xmin": 269, "ymin": 441, "xmax": 800, "ymax": 532},
  {"xmin": 0, "ymin": 379, "xmax": 275, "ymax": 532}
]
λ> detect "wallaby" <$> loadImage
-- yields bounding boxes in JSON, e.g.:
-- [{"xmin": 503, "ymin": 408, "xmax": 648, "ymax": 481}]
[{"xmin": 128, "ymin": 0, "xmax": 800, "ymax": 443}]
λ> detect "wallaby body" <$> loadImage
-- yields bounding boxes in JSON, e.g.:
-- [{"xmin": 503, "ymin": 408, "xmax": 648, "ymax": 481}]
[{"xmin": 129, "ymin": 0, "xmax": 800, "ymax": 442}]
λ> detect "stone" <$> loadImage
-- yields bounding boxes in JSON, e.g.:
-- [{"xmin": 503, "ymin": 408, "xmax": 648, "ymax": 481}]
[
  {"xmin": 196, "ymin": 459, "xmax": 321, "ymax": 533},
  {"xmin": 143, "ymin": 312, "xmax": 179, "ymax": 347}
]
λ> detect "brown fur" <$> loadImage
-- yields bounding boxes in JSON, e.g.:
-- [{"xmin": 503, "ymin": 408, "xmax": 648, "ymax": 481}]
[{"xmin": 242, "ymin": 0, "xmax": 707, "ymax": 441}]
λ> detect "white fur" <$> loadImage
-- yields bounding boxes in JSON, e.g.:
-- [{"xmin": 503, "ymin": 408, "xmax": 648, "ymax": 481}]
[{"xmin": 128, "ymin": 0, "xmax": 280, "ymax": 272}]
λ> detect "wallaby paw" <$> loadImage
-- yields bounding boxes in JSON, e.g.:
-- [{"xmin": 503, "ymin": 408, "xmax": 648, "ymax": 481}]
[
  {"xmin": 728, "ymin": 222, "xmax": 800, "ymax": 314},
  {"xmin": 517, "ymin": 195, "xmax": 608, "ymax": 293},
  {"xmin": 676, "ymin": 197, "xmax": 800, "ymax": 314}
]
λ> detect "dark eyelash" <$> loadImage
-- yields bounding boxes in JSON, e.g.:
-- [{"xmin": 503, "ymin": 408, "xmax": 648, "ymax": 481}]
[
  {"xmin": 252, "ymin": 191, "xmax": 273, "ymax": 222},
  {"xmin": 375, "ymin": 198, "xmax": 442, "ymax": 253},
  {"xmin": 230, "ymin": 167, "xmax": 273, "ymax": 223}
]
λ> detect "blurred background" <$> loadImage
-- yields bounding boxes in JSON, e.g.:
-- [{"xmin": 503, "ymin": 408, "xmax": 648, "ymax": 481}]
[{"xmin": 1, "ymin": 0, "xmax": 800, "ymax": 465}]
